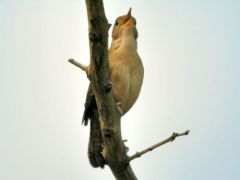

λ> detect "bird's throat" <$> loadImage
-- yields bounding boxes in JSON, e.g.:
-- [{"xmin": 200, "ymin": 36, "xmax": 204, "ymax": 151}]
[{"xmin": 110, "ymin": 32, "xmax": 137, "ymax": 53}]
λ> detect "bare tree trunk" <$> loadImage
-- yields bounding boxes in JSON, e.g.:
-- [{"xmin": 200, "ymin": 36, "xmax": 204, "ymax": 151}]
[{"xmin": 85, "ymin": 0, "xmax": 137, "ymax": 179}]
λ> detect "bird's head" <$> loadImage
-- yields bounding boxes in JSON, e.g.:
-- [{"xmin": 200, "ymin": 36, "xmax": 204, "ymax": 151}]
[{"xmin": 111, "ymin": 8, "xmax": 138, "ymax": 40}]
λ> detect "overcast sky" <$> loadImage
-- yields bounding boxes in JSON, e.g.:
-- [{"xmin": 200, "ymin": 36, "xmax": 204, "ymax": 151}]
[{"xmin": 0, "ymin": 0, "xmax": 240, "ymax": 179}]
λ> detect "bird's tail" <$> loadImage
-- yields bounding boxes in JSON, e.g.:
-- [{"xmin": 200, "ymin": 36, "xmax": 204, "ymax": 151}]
[
  {"xmin": 82, "ymin": 85, "xmax": 105, "ymax": 168},
  {"xmin": 87, "ymin": 108, "xmax": 105, "ymax": 168}
]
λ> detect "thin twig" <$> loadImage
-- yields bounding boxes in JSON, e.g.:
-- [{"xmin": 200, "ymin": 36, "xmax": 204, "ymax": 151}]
[
  {"xmin": 129, "ymin": 130, "xmax": 190, "ymax": 162},
  {"xmin": 68, "ymin": 58, "xmax": 88, "ymax": 72}
]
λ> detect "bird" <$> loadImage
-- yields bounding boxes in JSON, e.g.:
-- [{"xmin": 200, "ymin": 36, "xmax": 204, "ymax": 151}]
[{"xmin": 82, "ymin": 8, "xmax": 144, "ymax": 168}]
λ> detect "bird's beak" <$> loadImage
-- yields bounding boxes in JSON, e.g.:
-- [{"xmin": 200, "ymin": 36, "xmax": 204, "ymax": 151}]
[
  {"xmin": 123, "ymin": 8, "xmax": 132, "ymax": 24},
  {"xmin": 127, "ymin": 8, "xmax": 132, "ymax": 18}
]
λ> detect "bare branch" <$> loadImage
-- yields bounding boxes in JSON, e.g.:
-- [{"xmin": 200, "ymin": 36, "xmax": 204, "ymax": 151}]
[
  {"xmin": 129, "ymin": 130, "xmax": 190, "ymax": 162},
  {"xmin": 68, "ymin": 58, "xmax": 88, "ymax": 72}
]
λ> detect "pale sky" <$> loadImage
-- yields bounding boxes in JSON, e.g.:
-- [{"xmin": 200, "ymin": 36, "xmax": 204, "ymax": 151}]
[{"xmin": 0, "ymin": 0, "xmax": 240, "ymax": 179}]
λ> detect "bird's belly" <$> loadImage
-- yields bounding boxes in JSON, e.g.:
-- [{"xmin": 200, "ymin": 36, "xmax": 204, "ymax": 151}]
[
  {"xmin": 110, "ymin": 62, "xmax": 143, "ymax": 115},
  {"xmin": 125, "ymin": 69, "xmax": 143, "ymax": 113}
]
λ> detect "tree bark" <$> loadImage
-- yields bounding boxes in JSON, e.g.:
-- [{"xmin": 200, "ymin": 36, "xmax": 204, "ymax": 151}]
[{"xmin": 85, "ymin": 0, "xmax": 137, "ymax": 179}]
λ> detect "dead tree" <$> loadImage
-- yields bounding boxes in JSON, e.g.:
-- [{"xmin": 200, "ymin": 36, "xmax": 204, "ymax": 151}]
[{"xmin": 69, "ymin": 0, "xmax": 189, "ymax": 179}]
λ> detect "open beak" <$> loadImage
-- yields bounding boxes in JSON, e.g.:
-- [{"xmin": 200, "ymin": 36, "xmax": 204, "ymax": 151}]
[{"xmin": 123, "ymin": 8, "xmax": 132, "ymax": 24}]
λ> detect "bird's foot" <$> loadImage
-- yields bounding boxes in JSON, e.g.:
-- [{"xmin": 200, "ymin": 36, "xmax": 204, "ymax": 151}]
[{"xmin": 116, "ymin": 101, "xmax": 123, "ymax": 115}]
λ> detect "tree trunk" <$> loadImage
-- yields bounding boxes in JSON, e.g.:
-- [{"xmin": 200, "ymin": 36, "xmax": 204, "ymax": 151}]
[{"xmin": 85, "ymin": 0, "xmax": 137, "ymax": 179}]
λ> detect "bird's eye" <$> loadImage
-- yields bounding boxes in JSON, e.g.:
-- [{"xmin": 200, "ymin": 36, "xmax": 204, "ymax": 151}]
[
  {"xmin": 115, "ymin": 21, "xmax": 119, "ymax": 26},
  {"xmin": 134, "ymin": 20, "xmax": 137, "ymax": 25}
]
